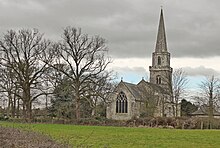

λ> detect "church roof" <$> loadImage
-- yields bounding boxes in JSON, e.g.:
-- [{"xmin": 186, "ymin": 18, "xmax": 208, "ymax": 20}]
[
  {"xmin": 191, "ymin": 105, "xmax": 220, "ymax": 116},
  {"xmin": 121, "ymin": 81, "xmax": 143, "ymax": 101},
  {"xmin": 155, "ymin": 8, "xmax": 168, "ymax": 52},
  {"xmin": 119, "ymin": 79, "xmax": 166, "ymax": 101},
  {"xmin": 137, "ymin": 79, "xmax": 166, "ymax": 94}
]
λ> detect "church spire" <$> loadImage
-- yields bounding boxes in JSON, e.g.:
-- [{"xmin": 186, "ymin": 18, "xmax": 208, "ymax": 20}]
[
  {"xmin": 149, "ymin": 8, "xmax": 172, "ymax": 93},
  {"xmin": 155, "ymin": 8, "xmax": 167, "ymax": 52}
]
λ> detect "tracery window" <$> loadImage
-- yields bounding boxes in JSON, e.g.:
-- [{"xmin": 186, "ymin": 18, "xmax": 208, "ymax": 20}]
[
  {"xmin": 116, "ymin": 91, "xmax": 128, "ymax": 113},
  {"xmin": 158, "ymin": 56, "xmax": 161, "ymax": 65},
  {"xmin": 156, "ymin": 75, "xmax": 162, "ymax": 84}
]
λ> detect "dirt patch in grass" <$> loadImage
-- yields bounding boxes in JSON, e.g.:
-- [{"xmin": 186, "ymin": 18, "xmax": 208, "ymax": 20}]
[{"xmin": 0, "ymin": 126, "xmax": 68, "ymax": 148}]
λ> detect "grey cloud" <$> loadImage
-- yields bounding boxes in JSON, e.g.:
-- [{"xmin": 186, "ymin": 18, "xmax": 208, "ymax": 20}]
[
  {"xmin": 182, "ymin": 66, "xmax": 220, "ymax": 76},
  {"xmin": 113, "ymin": 66, "xmax": 148, "ymax": 76},
  {"xmin": 0, "ymin": 0, "xmax": 220, "ymax": 58}
]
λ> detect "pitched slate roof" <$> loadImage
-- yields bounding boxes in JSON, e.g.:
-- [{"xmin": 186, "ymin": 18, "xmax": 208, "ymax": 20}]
[
  {"xmin": 120, "ymin": 79, "xmax": 166, "ymax": 101},
  {"xmin": 191, "ymin": 105, "xmax": 220, "ymax": 116},
  {"xmin": 137, "ymin": 79, "xmax": 166, "ymax": 94},
  {"xmin": 122, "ymin": 81, "xmax": 143, "ymax": 101}
]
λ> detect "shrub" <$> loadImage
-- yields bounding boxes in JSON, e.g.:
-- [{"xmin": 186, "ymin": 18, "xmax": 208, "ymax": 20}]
[
  {"xmin": 7, "ymin": 118, "xmax": 25, "ymax": 123},
  {"xmin": 0, "ymin": 114, "xmax": 9, "ymax": 121}
]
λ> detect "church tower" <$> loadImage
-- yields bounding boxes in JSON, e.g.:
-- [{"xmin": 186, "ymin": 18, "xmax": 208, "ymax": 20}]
[{"xmin": 149, "ymin": 8, "xmax": 173, "ymax": 94}]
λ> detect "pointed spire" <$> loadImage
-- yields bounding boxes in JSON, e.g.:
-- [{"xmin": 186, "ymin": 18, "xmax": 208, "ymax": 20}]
[{"xmin": 155, "ymin": 8, "xmax": 167, "ymax": 52}]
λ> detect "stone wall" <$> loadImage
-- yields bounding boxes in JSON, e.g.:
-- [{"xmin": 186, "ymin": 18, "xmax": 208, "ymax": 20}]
[{"xmin": 106, "ymin": 83, "xmax": 139, "ymax": 120}]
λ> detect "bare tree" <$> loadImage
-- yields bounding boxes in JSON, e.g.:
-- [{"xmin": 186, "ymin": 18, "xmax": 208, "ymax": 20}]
[
  {"xmin": 0, "ymin": 66, "xmax": 20, "ymax": 117},
  {"xmin": 85, "ymin": 73, "xmax": 114, "ymax": 117},
  {"xmin": 49, "ymin": 27, "xmax": 111, "ymax": 120},
  {"xmin": 172, "ymin": 68, "xmax": 188, "ymax": 116},
  {"xmin": 198, "ymin": 76, "xmax": 220, "ymax": 123},
  {"xmin": 160, "ymin": 68, "xmax": 188, "ymax": 116},
  {"xmin": 0, "ymin": 29, "xmax": 53, "ymax": 120}
]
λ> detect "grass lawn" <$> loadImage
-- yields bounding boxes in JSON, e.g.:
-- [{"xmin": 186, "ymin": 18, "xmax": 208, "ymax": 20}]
[{"xmin": 1, "ymin": 121, "xmax": 220, "ymax": 148}]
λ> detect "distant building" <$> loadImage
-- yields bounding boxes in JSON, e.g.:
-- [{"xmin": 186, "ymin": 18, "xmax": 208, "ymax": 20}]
[
  {"xmin": 191, "ymin": 105, "xmax": 220, "ymax": 119},
  {"xmin": 106, "ymin": 9, "xmax": 176, "ymax": 120}
]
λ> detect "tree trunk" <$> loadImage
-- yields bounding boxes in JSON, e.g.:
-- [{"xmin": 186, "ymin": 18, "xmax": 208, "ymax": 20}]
[
  {"xmin": 201, "ymin": 121, "xmax": 203, "ymax": 129},
  {"xmin": 45, "ymin": 94, "xmax": 48, "ymax": 109},
  {"xmin": 208, "ymin": 95, "xmax": 214, "ymax": 129},
  {"xmin": 11, "ymin": 96, "xmax": 16, "ymax": 118},
  {"xmin": 75, "ymin": 97, "xmax": 80, "ymax": 120},
  {"xmin": 209, "ymin": 100, "xmax": 214, "ymax": 117},
  {"xmin": 23, "ymin": 85, "xmax": 32, "ymax": 121},
  {"xmin": 7, "ymin": 94, "xmax": 12, "ymax": 117},
  {"xmin": 91, "ymin": 108, "xmax": 96, "ymax": 117},
  {"xmin": 16, "ymin": 98, "xmax": 20, "ymax": 118},
  {"xmin": 26, "ymin": 101, "xmax": 32, "ymax": 122},
  {"xmin": 91, "ymin": 100, "xmax": 97, "ymax": 117},
  {"xmin": 75, "ymin": 82, "xmax": 81, "ymax": 120},
  {"xmin": 175, "ymin": 102, "xmax": 179, "ymax": 117},
  {"xmin": 22, "ymin": 102, "xmax": 26, "ymax": 119}
]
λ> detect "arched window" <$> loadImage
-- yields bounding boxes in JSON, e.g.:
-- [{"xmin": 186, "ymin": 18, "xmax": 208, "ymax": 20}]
[
  {"xmin": 158, "ymin": 56, "xmax": 161, "ymax": 65},
  {"xmin": 116, "ymin": 91, "xmax": 128, "ymax": 113},
  {"xmin": 156, "ymin": 75, "xmax": 162, "ymax": 84}
]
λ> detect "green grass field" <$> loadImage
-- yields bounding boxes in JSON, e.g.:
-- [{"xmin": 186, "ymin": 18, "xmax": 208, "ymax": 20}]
[{"xmin": 1, "ymin": 121, "xmax": 220, "ymax": 148}]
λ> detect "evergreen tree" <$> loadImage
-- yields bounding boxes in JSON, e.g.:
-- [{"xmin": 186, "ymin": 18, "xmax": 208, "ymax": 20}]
[{"xmin": 181, "ymin": 99, "xmax": 197, "ymax": 116}]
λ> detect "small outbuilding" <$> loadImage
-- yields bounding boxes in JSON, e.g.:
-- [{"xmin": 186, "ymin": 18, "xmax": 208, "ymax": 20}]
[{"xmin": 191, "ymin": 105, "xmax": 220, "ymax": 119}]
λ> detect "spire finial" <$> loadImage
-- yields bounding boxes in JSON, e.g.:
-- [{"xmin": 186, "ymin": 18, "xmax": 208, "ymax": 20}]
[
  {"xmin": 121, "ymin": 77, "xmax": 123, "ymax": 82},
  {"xmin": 161, "ymin": 5, "xmax": 163, "ymax": 9}
]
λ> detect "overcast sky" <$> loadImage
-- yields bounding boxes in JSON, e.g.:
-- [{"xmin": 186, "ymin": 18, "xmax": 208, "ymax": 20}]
[{"xmin": 1, "ymin": 0, "xmax": 220, "ymax": 87}]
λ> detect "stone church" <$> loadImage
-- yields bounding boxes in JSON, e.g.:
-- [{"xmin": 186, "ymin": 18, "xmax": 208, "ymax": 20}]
[{"xmin": 107, "ymin": 9, "xmax": 176, "ymax": 120}]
